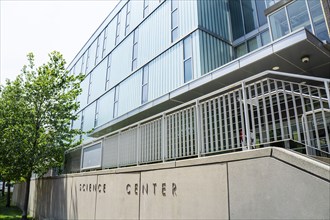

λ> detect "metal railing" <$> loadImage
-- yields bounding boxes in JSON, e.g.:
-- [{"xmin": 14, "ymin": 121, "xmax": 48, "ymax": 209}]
[{"xmin": 65, "ymin": 71, "xmax": 330, "ymax": 172}]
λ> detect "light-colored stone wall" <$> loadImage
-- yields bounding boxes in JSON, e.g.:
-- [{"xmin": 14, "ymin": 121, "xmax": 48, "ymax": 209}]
[{"xmin": 12, "ymin": 148, "xmax": 330, "ymax": 220}]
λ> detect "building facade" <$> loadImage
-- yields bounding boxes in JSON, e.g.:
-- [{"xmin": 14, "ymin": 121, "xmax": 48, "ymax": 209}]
[{"xmin": 64, "ymin": 0, "xmax": 330, "ymax": 173}]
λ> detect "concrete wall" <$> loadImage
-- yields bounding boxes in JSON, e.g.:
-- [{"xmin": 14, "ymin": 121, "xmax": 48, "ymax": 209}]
[{"xmin": 12, "ymin": 147, "xmax": 330, "ymax": 220}]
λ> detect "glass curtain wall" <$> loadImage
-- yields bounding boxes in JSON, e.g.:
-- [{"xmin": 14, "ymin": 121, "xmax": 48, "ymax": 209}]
[
  {"xmin": 229, "ymin": 0, "xmax": 270, "ymax": 58},
  {"xmin": 269, "ymin": 0, "xmax": 329, "ymax": 41}
]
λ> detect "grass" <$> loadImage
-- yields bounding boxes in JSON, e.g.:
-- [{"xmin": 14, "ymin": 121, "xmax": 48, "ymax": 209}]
[{"xmin": 0, "ymin": 192, "xmax": 23, "ymax": 220}]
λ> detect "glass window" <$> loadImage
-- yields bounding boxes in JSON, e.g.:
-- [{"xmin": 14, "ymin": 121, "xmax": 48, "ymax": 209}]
[
  {"xmin": 172, "ymin": 0, "xmax": 178, "ymax": 10},
  {"xmin": 102, "ymin": 27, "xmax": 108, "ymax": 58},
  {"xmin": 125, "ymin": 2, "xmax": 131, "ymax": 35},
  {"xmin": 87, "ymin": 40, "xmax": 97, "ymax": 72},
  {"xmin": 89, "ymin": 59, "xmax": 107, "ymax": 103},
  {"xmin": 229, "ymin": 0, "xmax": 245, "ymax": 40},
  {"xmin": 82, "ymin": 102, "xmax": 96, "ymax": 134},
  {"xmin": 287, "ymin": 1, "xmax": 310, "ymax": 32},
  {"xmin": 85, "ymin": 50, "xmax": 90, "ymax": 73},
  {"xmin": 133, "ymin": 44, "xmax": 138, "ymax": 59},
  {"xmin": 261, "ymin": 30, "xmax": 271, "ymax": 45},
  {"xmin": 265, "ymin": 0, "xmax": 280, "ymax": 8},
  {"xmin": 184, "ymin": 58, "xmax": 193, "ymax": 83},
  {"xmin": 75, "ymin": 57, "xmax": 82, "ymax": 75},
  {"xmin": 142, "ymin": 65, "xmax": 149, "ymax": 85},
  {"xmin": 171, "ymin": 9, "xmax": 178, "ymax": 29},
  {"xmin": 77, "ymin": 75, "xmax": 90, "ymax": 108},
  {"xmin": 142, "ymin": 65, "xmax": 149, "ymax": 104},
  {"xmin": 97, "ymin": 90, "xmax": 114, "ymax": 126},
  {"xmin": 115, "ymin": 13, "xmax": 121, "ymax": 45},
  {"xmin": 82, "ymin": 143, "xmax": 102, "ymax": 169},
  {"xmin": 308, "ymin": 0, "xmax": 329, "ymax": 41},
  {"xmin": 171, "ymin": 28, "xmax": 179, "ymax": 42},
  {"xmin": 255, "ymin": 0, "xmax": 267, "ymax": 26},
  {"xmin": 247, "ymin": 37, "xmax": 258, "ymax": 52},
  {"xmin": 105, "ymin": 54, "xmax": 112, "ymax": 90},
  {"xmin": 132, "ymin": 30, "xmax": 139, "ymax": 71},
  {"xmin": 242, "ymin": 0, "xmax": 258, "ymax": 33},
  {"xmin": 171, "ymin": 0, "xmax": 179, "ymax": 42},
  {"xmin": 236, "ymin": 43, "xmax": 247, "ymax": 58},
  {"xmin": 94, "ymin": 101, "xmax": 99, "ymax": 127},
  {"xmin": 183, "ymin": 36, "xmax": 192, "ymax": 59},
  {"xmin": 113, "ymin": 86, "xmax": 119, "ymax": 118},
  {"xmin": 95, "ymin": 33, "xmax": 104, "ymax": 65},
  {"xmin": 72, "ymin": 112, "xmax": 82, "ymax": 142},
  {"xmin": 183, "ymin": 36, "xmax": 193, "ymax": 83},
  {"xmin": 81, "ymin": 52, "xmax": 87, "ymax": 74},
  {"xmin": 143, "ymin": 0, "xmax": 149, "ymax": 18},
  {"xmin": 269, "ymin": 8, "xmax": 289, "ymax": 40}
]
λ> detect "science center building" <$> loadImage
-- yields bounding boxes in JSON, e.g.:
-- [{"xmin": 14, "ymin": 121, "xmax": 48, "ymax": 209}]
[
  {"xmin": 63, "ymin": 0, "xmax": 330, "ymax": 172},
  {"xmin": 11, "ymin": 0, "xmax": 330, "ymax": 219}
]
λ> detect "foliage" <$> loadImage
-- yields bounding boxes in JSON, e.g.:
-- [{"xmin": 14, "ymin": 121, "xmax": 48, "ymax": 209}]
[{"xmin": 0, "ymin": 51, "xmax": 83, "ymax": 180}]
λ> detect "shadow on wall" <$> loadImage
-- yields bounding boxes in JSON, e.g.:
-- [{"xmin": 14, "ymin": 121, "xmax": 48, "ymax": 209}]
[
  {"xmin": 32, "ymin": 177, "xmax": 71, "ymax": 219},
  {"xmin": 14, "ymin": 176, "xmax": 84, "ymax": 219}
]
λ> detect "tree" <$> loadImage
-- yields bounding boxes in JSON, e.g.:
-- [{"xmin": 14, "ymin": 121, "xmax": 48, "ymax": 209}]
[{"xmin": 0, "ymin": 52, "xmax": 83, "ymax": 219}]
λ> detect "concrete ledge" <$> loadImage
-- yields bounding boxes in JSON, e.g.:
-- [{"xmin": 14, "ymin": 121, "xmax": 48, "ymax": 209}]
[
  {"xmin": 114, "ymin": 161, "xmax": 176, "ymax": 173},
  {"xmin": 176, "ymin": 148, "xmax": 272, "ymax": 168},
  {"xmin": 271, "ymin": 148, "xmax": 330, "ymax": 180}
]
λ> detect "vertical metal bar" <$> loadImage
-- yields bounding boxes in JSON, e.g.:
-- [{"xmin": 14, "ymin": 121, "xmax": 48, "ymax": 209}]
[
  {"xmin": 261, "ymin": 80, "xmax": 270, "ymax": 143},
  {"xmin": 208, "ymin": 101, "xmax": 214, "ymax": 152},
  {"xmin": 242, "ymin": 81, "xmax": 251, "ymax": 150},
  {"xmin": 204, "ymin": 103, "xmax": 209, "ymax": 153},
  {"xmin": 143, "ymin": 125, "xmax": 147, "ymax": 162},
  {"xmin": 318, "ymin": 88, "xmax": 330, "ymax": 152},
  {"xmin": 148, "ymin": 124, "xmax": 151, "ymax": 162},
  {"xmin": 190, "ymin": 107, "xmax": 194, "ymax": 155},
  {"xmin": 233, "ymin": 91, "xmax": 240, "ymax": 148},
  {"xmin": 137, "ymin": 124, "xmax": 140, "ymax": 165},
  {"xmin": 162, "ymin": 114, "xmax": 169, "ymax": 162},
  {"xmin": 213, "ymin": 99, "xmax": 219, "ymax": 151},
  {"xmin": 117, "ymin": 132, "xmax": 121, "ymax": 168},
  {"xmin": 238, "ymin": 90, "xmax": 246, "ymax": 147},
  {"xmin": 308, "ymin": 85, "xmax": 321, "ymax": 150},
  {"xmin": 178, "ymin": 112, "xmax": 182, "ymax": 158},
  {"xmin": 267, "ymin": 79, "xmax": 277, "ymax": 141},
  {"xmin": 182, "ymin": 110, "xmax": 186, "ymax": 157},
  {"xmin": 153, "ymin": 122, "xmax": 156, "ymax": 161},
  {"xmin": 299, "ymin": 84, "xmax": 311, "ymax": 148},
  {"xmin": 223, "ymin": 95, "xmax": 229, "ymax": 149},
  {"xmin": 274, "ymin": 81, "xmax": 284, "ymax": 139},
  {"xmin": 162, "ymin": 114, "xmax": 166, "ymax": 162},
  {"xmin": 228, "ymin": 93, "xmax": 234, "ymax": 150},
  {"xmin": 282, "ymin": 81, "xmax": 292, "ymax": 140},
  {"xmin": 175, "ymin": 113, "xmax": 178, "ymax": 158},
  {"xmin": 254, "ymin": 83, "xmax": 263, "ymax": 145},
  {"xmin": 218, "ymin": 97, "xmax": 224, "ymax": 150},
  {"xmin": 140, "ymin": 126, "xmax": 144, "ymax": 163},
  {"xmin": 290, "ymin": 83, "xmax": 301, "ymax": 142},
  {"xmin": 195, "ymin": 100, "xmax": 201, "ymax": 157},
  {"xmin": 159, "ymin": 120, "xmax": 162, "ymax": 160},
  {"xmin": 247, "ymin": 85, "xmax": 256, "ymax": 147},
  {"xmin": 325, "ymin": 81, "xmax": 330, "ymax": 109},
  {"xmin": 171, "ymin": 114, "xmax": 175, "ymax": 159}
]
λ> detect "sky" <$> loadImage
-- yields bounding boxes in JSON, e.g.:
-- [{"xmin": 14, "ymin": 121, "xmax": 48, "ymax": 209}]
[{"xmin": 0, "ymin": 0, "xmax": 119, "ymax": 84}]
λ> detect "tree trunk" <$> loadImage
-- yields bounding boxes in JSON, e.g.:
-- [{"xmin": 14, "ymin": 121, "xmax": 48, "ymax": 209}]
[
  {"xmin": 1, "ymin": 179, "xmax": 4, "ymax": 196},
  {"xmin": 21, "ymin": 175, "xmax": 31, "ymax": 220},
  {"xmin": 6, "ymin": 181, "xmax": 10, "ymax": 207}
]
